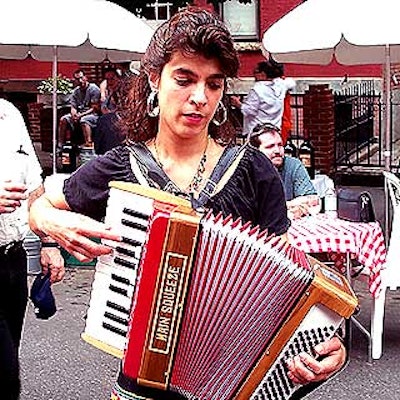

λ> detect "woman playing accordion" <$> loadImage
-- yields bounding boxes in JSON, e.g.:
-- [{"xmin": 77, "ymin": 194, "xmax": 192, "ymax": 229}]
[{"xmin": 29, "ymin": 6, "xmax": 349, "ymax": 400}]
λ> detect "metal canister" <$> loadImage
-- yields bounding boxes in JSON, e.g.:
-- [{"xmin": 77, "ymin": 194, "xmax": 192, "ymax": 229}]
[{"xmin": 23, "ymin": 230, "xmax": 42, "ymax": 275}]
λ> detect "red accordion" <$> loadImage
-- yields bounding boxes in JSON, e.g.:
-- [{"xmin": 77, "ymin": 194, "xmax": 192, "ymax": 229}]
[{"xmin": 82, "ymin": 182, "xmax": 358, "ymax": 400}]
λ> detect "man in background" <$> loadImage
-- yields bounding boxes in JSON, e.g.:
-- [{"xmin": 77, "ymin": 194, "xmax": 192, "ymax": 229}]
[
  {"xmin": 94, "ymin": 66, "xmax": 128, "ymax": 155},
  {"xmin": 99, "ymin": 66, "xmax": 122, "ymax": 115},
  {"xmin": 231, "ymin": 59, "xmax": 295, "ymax": 139},
  {"xmin": 58, "ymin": 69, "xmax": 100, "ymax": 148},
  {"xmin": 250, "ymin": 123, "xmax": 320, "ymax": 219}
]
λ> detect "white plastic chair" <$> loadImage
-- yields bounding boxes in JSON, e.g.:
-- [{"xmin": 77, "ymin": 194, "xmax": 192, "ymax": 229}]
[{"xmin": 369, "ymin": 171, "xmax": 400, "ymax": 359}]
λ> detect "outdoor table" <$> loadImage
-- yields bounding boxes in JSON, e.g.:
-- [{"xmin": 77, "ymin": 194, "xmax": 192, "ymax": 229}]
[{"xmin": 288, "ymin": 212, "xmax": 387, "ymax": 298}]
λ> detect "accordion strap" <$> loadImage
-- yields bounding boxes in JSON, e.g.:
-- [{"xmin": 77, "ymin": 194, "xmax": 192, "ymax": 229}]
[{"xmin": 127, "ymin": 142, "xmax": 246, "ymax": 208}]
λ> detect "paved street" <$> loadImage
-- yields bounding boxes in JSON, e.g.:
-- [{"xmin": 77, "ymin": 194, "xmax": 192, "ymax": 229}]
[
  {"xmin": 20, "ymin": 269, "xmax": 119, "ymax": 400},
  {"xmin": 19, "ymin": 265, "xmax": 400, "ymax": 400}
]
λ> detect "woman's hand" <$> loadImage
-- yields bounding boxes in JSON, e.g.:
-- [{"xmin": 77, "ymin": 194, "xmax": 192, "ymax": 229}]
[
  {"xmin": 40, "ymin": 210, "xmax": 121, "ymax": 263},
  {"xmin": 286, "ymin": 336, "xmax": 346, "ymax": 385},
  {"xmin": 30, "ymin": 195, "xmax": 121, "ymax": 263}
]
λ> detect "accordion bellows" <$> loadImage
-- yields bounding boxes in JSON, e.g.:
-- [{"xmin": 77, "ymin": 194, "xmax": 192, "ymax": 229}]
[{"xmin": 82, "ymin": 182, "xmax": 358, "ymax": 400}]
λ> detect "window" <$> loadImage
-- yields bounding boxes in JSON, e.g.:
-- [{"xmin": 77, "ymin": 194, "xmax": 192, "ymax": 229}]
[
  {"xmin": 141, "ymin": 1, "xmax": 174, "ymax": 21},
  {"xmin": 221, "ymin": 0, "xmax": 258, "ymax": 40}
]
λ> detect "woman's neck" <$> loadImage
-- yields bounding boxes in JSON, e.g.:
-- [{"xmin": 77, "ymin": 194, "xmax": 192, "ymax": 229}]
[
  {"xmin": 147, "ymin": 132, "xmax": 223, "ymax": 194},
  {"xmin": 154, "ymin": 131, "xmax": 209, "ymax": 163}
]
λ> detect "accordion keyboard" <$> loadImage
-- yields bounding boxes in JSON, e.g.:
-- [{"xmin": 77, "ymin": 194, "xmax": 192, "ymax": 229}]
[{"xmin": 82, "ymin": 189, "xmax": 154, "ymax": 356}]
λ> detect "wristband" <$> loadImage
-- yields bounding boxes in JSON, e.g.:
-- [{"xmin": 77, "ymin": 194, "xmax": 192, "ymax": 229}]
[{"xmin": 41, "ymin": 242, "xmax": 60, "ymax": 249}]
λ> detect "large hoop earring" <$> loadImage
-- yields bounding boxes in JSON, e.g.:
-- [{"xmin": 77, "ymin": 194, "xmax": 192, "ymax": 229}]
[
  {"xmin": 146, "ymin": 89, "xmax": 159, "ymax": 117},
  {"xmin": 212, "ymin": 101, "xmax": 227, "ymax": 126}
]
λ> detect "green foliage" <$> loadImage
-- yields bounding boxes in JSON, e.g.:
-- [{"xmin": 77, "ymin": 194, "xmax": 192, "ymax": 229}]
[{"xmin": 37, "ymin": 75, "xmax": 74, "ymax": 95}]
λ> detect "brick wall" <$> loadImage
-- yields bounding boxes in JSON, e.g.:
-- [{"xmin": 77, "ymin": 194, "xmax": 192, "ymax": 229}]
[{"xmin": 303, "ymin": 84, "xmax": 335, "ymax": 176}]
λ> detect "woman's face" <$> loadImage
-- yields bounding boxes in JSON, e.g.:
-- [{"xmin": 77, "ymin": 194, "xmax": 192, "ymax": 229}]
[{"xmin": 151, "ymin": 51, "xmax": 225, "ymax": 140}]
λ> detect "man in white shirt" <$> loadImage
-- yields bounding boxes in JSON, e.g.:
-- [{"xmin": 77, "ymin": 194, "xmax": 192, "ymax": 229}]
[
  {"xmin": 231, "ymin": 59, "xmax": 295, "ymax": 138},
  {"xmin": 0, "ymin": 99, "xmax": 64, "ymax": 399}
]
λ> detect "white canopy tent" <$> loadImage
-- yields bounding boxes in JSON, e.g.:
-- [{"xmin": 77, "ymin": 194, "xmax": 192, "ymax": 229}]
[
  {"xmin": 263, "ymin": 0, "xmax": 400, "ymax": 172},
  {"xmin": 0, "ymin": 0, "xmax": 154, "ymax": 173}
]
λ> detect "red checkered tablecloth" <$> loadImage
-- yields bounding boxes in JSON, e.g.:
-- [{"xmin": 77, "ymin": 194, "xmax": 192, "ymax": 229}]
[{"xmin": 288, "ymin": 213, "xmax": 387, "ymax": 298}]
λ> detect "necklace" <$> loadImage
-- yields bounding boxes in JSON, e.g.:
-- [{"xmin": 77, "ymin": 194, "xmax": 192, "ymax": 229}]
[
  {"xmin": 153, "ymin": 139, "xmax": 165, "ymax": 168},
  {"xmin": 153, "ymin": 137, "xmax": 210, "ymax": 193}
]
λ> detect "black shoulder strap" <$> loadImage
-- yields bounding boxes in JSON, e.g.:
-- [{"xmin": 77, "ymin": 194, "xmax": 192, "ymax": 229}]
[
  {"xmin": 127, "ymin": 142, "xmax": 245, "ymax": 208},
  {"xmin": 127, "ymin": 142, "xmax": 172, "ymax": 190}
]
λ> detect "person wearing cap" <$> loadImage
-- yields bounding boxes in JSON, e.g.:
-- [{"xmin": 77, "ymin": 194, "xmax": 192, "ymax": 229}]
[
  {"xmin": 0, "ymin": 98, "xmax": 65, "ymax": 399},
  {"xmin": 230, "ymin": 59, "xmax": 295, "ymax": 139},
  {"xmin": 250, "ymin": 123, "xmax": 320, "ymax": 220}
]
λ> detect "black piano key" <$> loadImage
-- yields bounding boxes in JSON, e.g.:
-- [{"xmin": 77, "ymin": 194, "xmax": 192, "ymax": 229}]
[
  {"xmin": 255, "ymin": 390, "xmax": 266, "ymax": 400},
  {"xmin": 109, "ymin": 284, "xmax": 128, "ymax": 296},
  {"xmin": 104, "ymin": 311, "xmax": 129, "ymax": 326},
  {"xmin": 316, "ymin": 328, "xmax": 325, "ymax": 342},
  {"xmin": 111, "ymin": 273, "xmax": 130, "ymax": 286},
  {"xmin": 122, "ymin": 236, "xmax": 143, "ymax": 247},
  {"xmin": 121, "ymin": 218, "xmax": 147, "ymax": 231},
  {"xmin": 116, "ymin": 246, "xmax": 139, "ymax": 259},
  {"xmin": 102, "ymin": 322, "xmax": 127, "ymax": 337},
  {"xmin": 106, "ymin": 301, "xmax": 130, "ymax": 315},
  {"xmin": 122, "ymin": 207, "xmax": 150, "ymax": 220},
  {"xmin": 114, "ymin": 256, "xmax": 138, "ymax": 269},
  {"xmin": 310, "ymin": 329, "xmax": 319, "ymax": 344},
  {"xmin": 298, "ymin": 331, "xmax": 312, "ymax": 354},
  {"xmin": 267, "ymin": 376, "xmax": 279, "ymax": 399},
  {"xmin": 293, "ymin": 337, "xmax": 302, "ymax": 353}
]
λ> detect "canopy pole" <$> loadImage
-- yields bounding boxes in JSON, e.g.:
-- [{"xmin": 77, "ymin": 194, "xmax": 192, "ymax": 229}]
[
  {"xmin": 384, "ymin": 44, "xmax": 391, "ymax": 172},
  {"xmin": 384, "ymin": 44, "xmax": 391, "ymax": 243},
  {"xmin": 52, "ymin": 45, "xmax": 58, "ymax": 175}
]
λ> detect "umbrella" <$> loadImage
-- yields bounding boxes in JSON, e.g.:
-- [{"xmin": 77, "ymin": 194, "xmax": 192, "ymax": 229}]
[
  {"xmin": 0, "ymin": 0, "xmax": 154, "ymax": 173},
  {"xmin": 262, "ymin": 0, "xmax": 400, "ymax": 172}
]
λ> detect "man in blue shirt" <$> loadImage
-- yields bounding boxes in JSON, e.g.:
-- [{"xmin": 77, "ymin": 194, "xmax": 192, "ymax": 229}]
[
  {"xmin": 58, "ymin": 69, "xmax": 100, "ymax": 148},
  {"xmin": 250, "ymin": 123, "xmax": 320, "ymax": 219}
]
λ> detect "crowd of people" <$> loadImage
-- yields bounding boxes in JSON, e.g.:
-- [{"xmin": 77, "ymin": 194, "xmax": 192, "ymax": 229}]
[{"xmin": 0, "ymin": 6, "xmax": 349, "ymax": 400}]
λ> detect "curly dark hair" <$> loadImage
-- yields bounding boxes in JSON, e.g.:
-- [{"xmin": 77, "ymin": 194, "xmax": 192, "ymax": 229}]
[{"xmin": 118, "ymin": 6, "xmax": 240, "ymax": 144}]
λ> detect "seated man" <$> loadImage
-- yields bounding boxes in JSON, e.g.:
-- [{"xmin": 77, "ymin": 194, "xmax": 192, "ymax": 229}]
[
  {"xmin": 250, "ymin": 123, "xmax": 320, "ymax": 219},
  {"xmin": 58, "ymin": 69, "xmax": 100, "ymax": 148}
]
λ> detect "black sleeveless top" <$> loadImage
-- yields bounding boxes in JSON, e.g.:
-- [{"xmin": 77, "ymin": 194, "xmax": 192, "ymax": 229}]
[{"xmin": 64, "ymin": 143, "xmax": 289, "ymax": 235}]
